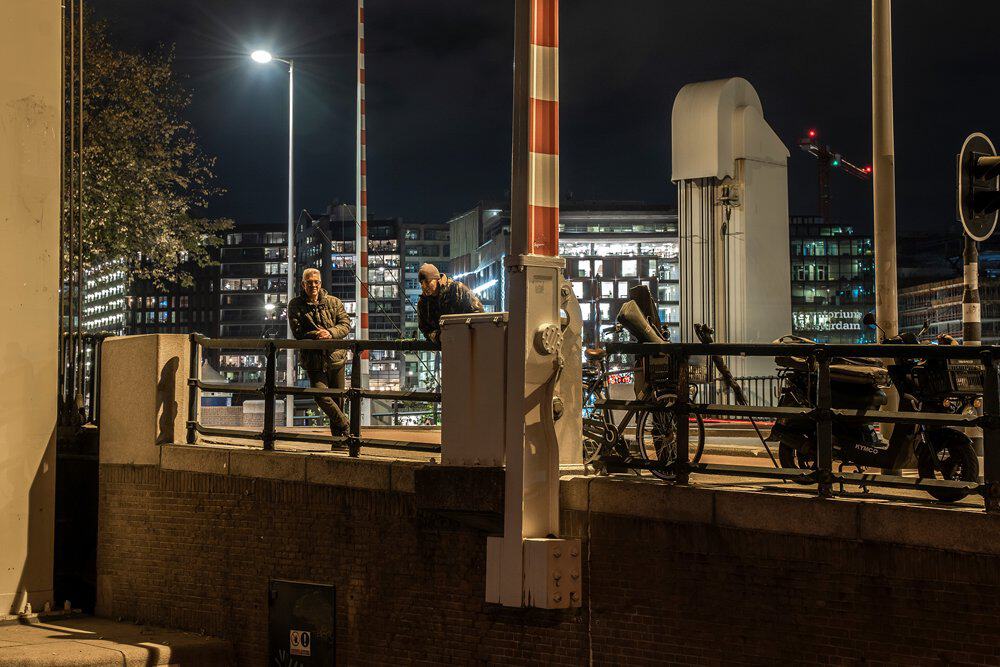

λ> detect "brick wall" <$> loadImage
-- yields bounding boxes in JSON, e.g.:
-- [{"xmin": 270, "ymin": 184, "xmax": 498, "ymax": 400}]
[{"xmin": 97, "ymin": 464, "xmax": 1000, "ymax": 665}]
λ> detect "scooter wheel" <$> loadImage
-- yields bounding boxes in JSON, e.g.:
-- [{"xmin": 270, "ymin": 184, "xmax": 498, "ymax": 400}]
[
  {"xmin": 778, "ymin": 443, "xmax": 815, "ymax": 470},
  {"xmin": 917, "ymin": 429, "xmax": 979, "ymax": 503}
]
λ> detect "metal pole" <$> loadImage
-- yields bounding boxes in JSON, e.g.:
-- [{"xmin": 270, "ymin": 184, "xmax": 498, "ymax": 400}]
[
  {"xmin": 65, "ymin": 0, "xmax": 76, "ymax": 414},
  {"xmin": 963, "ymin": 236, "xmax": 981, "ymax": 345},
  {"xmin": 675, "ymin": 352, "xmax": 690, "ymax": 485},
  {"xmin": 285, "ymin": 59, "xmax": 295, "ymax": 429},
  {"xmin": 76, "ymin": 0, "xmax": 85, "ymax": 405},
  {"xmin": 872, "ymin": 0, "xmax": 898, "ymax": 338},
  {"xmin": 356, "ymin": 0, "xmax": 370, "ymax": 424},
  {"xmin": 186, "ymin": 335, "xmax": 201, "ymax": 445},
  {"xmin": 263, "ymin": 342, "xmax": 277, "ymax": 451},
  {"xmin": 816, "ymin": 351, "xmax": 834, "ymax": 498},
  {"xmin": 349, "ymin": 343, "xmax": 362, "ymax": 457}
]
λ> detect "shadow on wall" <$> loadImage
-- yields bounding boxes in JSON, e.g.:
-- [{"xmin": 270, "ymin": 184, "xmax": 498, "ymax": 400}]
[
  {"xmin": 8, "ymin": 428, "xmax": 56, "ymax": 615},
  {"xmin": 156, "ymin": 357, "xmax": 179, "ymax": 445}
]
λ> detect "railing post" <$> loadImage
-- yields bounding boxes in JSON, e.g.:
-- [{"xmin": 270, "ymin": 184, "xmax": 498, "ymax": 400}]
[
  {"xmin": 348, "ymin": 342, "xmax": 362, "ymax": 457},
  {"xmin": 262, "ymin": 341, "xmax": 277, "ymax": 451},
  {"xmin": 674, "ymin": 350, "xmax": 690, "ymax": 484},
  {"xmin": 982, "ymin": 348, "xmax": 1000, "ymax": 513},
  {"xmin": 186, "ymin": 334, "xmax": 201, "ymax": 445},
  {"xmin": 815, "ymin": 349, "xmax": 834, "ymax": 498}
]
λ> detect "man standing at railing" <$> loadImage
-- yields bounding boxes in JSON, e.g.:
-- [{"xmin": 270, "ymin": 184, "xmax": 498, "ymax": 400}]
[
  {"xmin": 416, "ymin": 263, "xmax": 484, "ymax": 342},
  {"xmin": 288, "ymin": 267, "xmax": 352, "ymax": 437}
]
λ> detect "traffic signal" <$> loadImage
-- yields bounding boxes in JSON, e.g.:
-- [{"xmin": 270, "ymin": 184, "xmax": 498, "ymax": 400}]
[{"xmin": 958, "ymin": 132, "xmax": 1000, "ymax": 241}]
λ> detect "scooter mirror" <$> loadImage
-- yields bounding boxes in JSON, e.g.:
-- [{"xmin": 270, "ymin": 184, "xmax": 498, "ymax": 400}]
[{"xmin": 862, "ymin": 312, "xmax": 877, "ymax": 327}]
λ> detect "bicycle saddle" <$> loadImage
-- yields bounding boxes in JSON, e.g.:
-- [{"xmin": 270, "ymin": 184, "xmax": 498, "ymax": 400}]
[{"xmin": 585, "ymin": 348, "xmax": 607, "ymax": 360}]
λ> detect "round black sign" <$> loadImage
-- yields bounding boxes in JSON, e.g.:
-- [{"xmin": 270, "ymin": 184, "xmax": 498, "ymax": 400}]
[{"xmin": 958, "ymin": 132, "xmax": 999, "ymax": 242}]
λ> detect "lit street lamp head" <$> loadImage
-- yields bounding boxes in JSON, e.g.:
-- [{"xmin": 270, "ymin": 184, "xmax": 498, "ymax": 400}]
[{"xmin": 250, "ymin": 50, "xmax": 273, "ymax": 64}]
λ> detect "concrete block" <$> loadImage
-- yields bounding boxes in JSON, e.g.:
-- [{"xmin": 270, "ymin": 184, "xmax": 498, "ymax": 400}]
[
  {"xmin": 587, "ymin": 476, "xmax": 716, "ymax": 525},
  {"xmin": 714, "ymin": 490, "xmax": 859, "ymax": 540},
  {"xmin": 859, "ymin": 503, "xmax": 1000, "ymax": 555},
  {"xmin": 160, "ymin": 444, "xmax": 230, "ymax": 477},
  {"xmin": 388, "ymin": 462, "xmax": 419, "ymax": 494},
  {"xmin": 229, "ymin": 450, "xmax": 305, "ymax": 482},
  {"xmin": 305, "ymin": 456, "xmax": 389, "ymax": 491},
  {"xmin": 100, "ymin": 334, "xmax": 190, "ymax": 465}
]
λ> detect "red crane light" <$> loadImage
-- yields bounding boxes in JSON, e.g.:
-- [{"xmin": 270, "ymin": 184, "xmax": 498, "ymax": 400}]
[
  {"xmin": 807, "ymin": 129, "xmax": 817, "ymax": 138},
  {"xmin": 864, "ymin": 165, "xmax": 872, "ymax": 173}
]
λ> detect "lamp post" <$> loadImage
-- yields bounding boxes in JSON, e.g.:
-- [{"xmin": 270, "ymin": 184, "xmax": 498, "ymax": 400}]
[{"xmin": 251, "ymin": 49, "xmax": 295, "ymax": 428}]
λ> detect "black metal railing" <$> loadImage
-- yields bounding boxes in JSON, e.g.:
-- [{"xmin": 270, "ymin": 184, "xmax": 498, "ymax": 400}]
[
  {"xmin": 704, "ymin": 375, "xmax": 780, "ymax": 420},
  {"xmin": 59, "ymin": 331, "xmax": 112, "ymax": 427},
  {"xmin": 603, "ymin": 340, "xmax": 1000, "ymax": 513},
  {"xmin": 186, "ymin": 334, "xmax": 441, "ymax": 457}
]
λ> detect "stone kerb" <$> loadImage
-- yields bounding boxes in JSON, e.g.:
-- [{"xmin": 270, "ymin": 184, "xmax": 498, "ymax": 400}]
[{"xmin": 100, "ymin": 334, "xmax": 190, "ymax": 465}]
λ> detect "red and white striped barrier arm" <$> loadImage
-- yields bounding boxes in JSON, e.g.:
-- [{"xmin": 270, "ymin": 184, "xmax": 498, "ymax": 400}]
[{"xmin": 528, "ymin": 0, "xmax": 559, "ymax": 256}]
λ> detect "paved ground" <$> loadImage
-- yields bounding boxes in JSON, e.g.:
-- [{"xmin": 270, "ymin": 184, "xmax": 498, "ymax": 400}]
[
  {"xmin": 197, "ymin": 425, "xmax": 987, "ymax": 511},
  {"xmin": 0, "ymin": 616, "xmax": 232, "ymax": 666}
]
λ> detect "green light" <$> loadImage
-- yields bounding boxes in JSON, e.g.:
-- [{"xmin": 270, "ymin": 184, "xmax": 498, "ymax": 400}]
[{"xmin": 831, "ymin": 159, "xmax": 840, "ymax": 167}]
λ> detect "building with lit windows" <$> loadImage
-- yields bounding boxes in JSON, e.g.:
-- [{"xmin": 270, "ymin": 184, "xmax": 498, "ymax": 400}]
[
  {"xmin": 447, "ymin": 201, "xmax": 680, "ymax": 346},
  {"xmin": 81, "ymin": 260, "xmax": 129, "ymax": 333},
  {"xmin": 900, "ymin": 277, "xmax": 1000, "ymax": 344},
  {"xmin": 789, "ymin": 216, "xmax": 875, "ymax": 344},
  {"xmin": 216, "ymin": 225, "xmax": 289, "ymax": 383}
]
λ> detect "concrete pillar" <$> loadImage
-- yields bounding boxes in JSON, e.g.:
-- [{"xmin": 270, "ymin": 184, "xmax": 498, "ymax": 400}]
[
  {"xmin": 99, "ymin": 335, "xmax": 191, "ymax": 465},
  {"xmin": 872, "ymin": 0, "xmax": 898, "ymax": 338},
  {"xmin": 0, "ymin": 0, "xmax": 62, "ymax": 615}
]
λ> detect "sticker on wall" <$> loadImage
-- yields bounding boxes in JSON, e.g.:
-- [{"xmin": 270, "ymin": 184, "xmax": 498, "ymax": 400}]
[{"xmin": 290, "ymin": 630, "xmax": 311, "ymax": 657}]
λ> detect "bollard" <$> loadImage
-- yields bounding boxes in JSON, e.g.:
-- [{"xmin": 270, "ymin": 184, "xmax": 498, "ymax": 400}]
[
  {"xmin": 815, "ymin": 350, "xmax": 834, "ymax": 498},
  {"xmin": 262, "ymin": 341, "xmax": 277, "ymax": 451}
]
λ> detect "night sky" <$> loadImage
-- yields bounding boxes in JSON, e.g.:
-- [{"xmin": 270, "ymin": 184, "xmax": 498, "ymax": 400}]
[{"xmin": 90, "ymin": 0, "xmax": 1000, "ymax": 235}]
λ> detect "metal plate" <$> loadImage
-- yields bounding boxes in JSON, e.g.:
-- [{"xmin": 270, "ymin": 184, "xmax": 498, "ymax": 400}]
[
  {"xmin": 958, "ymin": 132, "xmax": 999, "ymax": 241},
  {"xmin": 268, "ymin": 580, "xmax": 335, "ymax": 666}
]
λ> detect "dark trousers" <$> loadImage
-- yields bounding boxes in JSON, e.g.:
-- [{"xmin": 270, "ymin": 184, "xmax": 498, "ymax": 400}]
[{"xmin": 307, "ymin": 365, "xmax": 350, "ymax": 434}]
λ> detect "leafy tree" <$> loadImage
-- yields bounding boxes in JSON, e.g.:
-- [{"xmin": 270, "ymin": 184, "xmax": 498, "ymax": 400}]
[{"xmin": 71, "ymin": 17, "xmax": 231, "ymax": 287}]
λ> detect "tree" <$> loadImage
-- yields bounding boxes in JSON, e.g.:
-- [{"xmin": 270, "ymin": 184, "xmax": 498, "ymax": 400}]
[{"xmin": 71, "ymin": 18, "xmax": 231, "ymax": 287}]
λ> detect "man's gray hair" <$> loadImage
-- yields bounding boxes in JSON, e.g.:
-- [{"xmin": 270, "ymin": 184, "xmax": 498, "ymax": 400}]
[{"xmin": 302, "ymin": 267, "xmax": 321, "ymax": 280}]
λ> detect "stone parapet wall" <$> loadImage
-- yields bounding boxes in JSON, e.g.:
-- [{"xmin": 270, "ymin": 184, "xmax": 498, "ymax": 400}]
[{"xmin": 95, "ymin": 445, "xmax": 1000, "ymax": 665}]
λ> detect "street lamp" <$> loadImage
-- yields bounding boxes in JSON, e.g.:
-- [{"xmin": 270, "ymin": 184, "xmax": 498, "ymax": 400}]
[{"xmin": 251, "ymin": 49, "xmax": 295, "ymax": 428}]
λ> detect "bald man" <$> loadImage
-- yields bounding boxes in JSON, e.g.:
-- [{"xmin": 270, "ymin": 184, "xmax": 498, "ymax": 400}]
[{"xmin": 287, "ymin": 267, "xmax": 352, "ymax": 437}]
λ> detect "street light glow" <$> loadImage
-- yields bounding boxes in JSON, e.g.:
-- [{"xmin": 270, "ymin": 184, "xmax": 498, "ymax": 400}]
[{"xmin": 251, "ymin": 50, "xmax": 273, "ymax": 64}]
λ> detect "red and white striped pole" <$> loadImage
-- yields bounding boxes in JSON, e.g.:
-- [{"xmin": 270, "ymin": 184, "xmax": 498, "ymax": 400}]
[
  {"xmin": 510, "ymin": 0, "xmax": 559, "ymax": 257},
  {"xmin": 494, "ymin": 0, "xmax": 577, "ymax": 610},
  {"xmin": 356, "ymin": 0, "xmax": 370, "ymax": 418}
]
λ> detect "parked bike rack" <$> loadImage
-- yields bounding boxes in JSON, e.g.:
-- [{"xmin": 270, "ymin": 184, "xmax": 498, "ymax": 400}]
[{"xmin": 602, "ymin": 341, "xmax": 1000, "ymax": 513}]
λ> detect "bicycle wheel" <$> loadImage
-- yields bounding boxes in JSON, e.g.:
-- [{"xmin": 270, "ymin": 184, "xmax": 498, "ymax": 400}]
[
  {"xmin": 635, "ymin": 409, "xmax": 706, "ymax": 480},
  {"xmin": 582, "ymin": 377, "xmax": 611, "ymax": 464}
]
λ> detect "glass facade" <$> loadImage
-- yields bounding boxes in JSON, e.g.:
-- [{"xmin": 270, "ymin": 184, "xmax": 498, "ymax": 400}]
[{"xmin": 789, "ymin": 216, "xmax": 875, "ymax": 343}]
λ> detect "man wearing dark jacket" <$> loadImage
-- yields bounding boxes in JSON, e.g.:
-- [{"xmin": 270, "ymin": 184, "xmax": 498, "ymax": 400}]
[
  {"xmin": 287, "ymin": 267, "xmax": 352, "ymax": 437},
  {"xmin": 416, "ymin": 263, "xmax": 484, "ymax": 342}
]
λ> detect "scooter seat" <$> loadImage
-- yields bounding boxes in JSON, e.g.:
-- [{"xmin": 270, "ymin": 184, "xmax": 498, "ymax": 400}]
[{"xmin": 585, "ymin": 348, "xmax": 607, "ymax": 360}]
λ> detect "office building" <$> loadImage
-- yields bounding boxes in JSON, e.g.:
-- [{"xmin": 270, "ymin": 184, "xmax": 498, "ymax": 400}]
[
  {"xmin": 789, "ymin": 216, "xmax": 875, "ymax": 344},
  {"xmin": 900, "ymin": 277, "xmax": 1000, "ymax": 344},
  {"xmin": 447, "ymin": 201, "xmax": 680, "ymax": 346}
]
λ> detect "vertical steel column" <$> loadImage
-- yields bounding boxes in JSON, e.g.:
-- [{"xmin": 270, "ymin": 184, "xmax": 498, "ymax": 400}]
[
  {"xmin": 982, "ymin": 349, "xmax": 1000, "ymax": 513},
  {"xmin": 815, "ymin": 351, "xmax": 834, "ymax": 498},
  {"xmin": 75, "ymin": 0, "xmax": 85, "ymax": 403},
  {"xmin": 674, "ymin": 351, "xmax": 690, "ymax": 484},
  {"xmin": 65, "ymin": 0, "xmax": 76, "ymax": 411},
  {"xmin": 263, "ymin": 342, "xmax": 277, "ymax": 451},
  {"xmin": 349, "ymin": 343, "xmax": 362, "ymax": 457},
  {"xmin": 285, "ymin": 60, "xmax": 295, "ymax": 428},
  {"xmin": 872, "ymin": 0, "xmax": 899, "ymax": 338},
  {"xmin": 186, "ymin": 335, "xmax": 201, "ymax": 445}
]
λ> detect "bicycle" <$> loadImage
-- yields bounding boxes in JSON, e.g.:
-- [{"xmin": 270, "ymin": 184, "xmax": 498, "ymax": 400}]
[{"xmin": 582, "ymin": 326, "xmax": 706, "ymax": 480}]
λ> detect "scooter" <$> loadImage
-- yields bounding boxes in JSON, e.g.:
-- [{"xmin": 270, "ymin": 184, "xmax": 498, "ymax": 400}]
[{"xmin": 769, "ymin": 314, "xmax": 980, "ymax": 502}]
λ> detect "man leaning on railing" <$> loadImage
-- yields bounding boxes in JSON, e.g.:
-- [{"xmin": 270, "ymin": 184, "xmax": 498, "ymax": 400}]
[{"xmin": 287, "ymin": 267, "xmax": 352, "ymax": 437}]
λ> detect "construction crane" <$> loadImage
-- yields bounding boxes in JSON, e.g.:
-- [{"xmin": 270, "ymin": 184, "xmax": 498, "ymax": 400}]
[{"xmin": 798, "ymin": 129, "xmax": 872, "ymax": 221}]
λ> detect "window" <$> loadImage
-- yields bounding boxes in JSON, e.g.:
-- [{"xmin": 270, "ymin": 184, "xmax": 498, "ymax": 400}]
[
  {"xmin": 601, "ymin": 281, "xmax": 614, "ymax": 298},
  {"xmin": 572, "ymin": 281, "xmax": 583, "ymax": 299},
  {"xmin": 599, "ymin": 302, "xmax": 611, "ymax": 321},
  {"xmin": 593, "ymin": 260, "xmax": 603, "ymax": 277},
  {"xmin": 647, "ymin": 260, "xmax": 657, "ymax": 278},
  {"xmin": 617, "ymin": 282, "xmax": 630, "ymax": 299},
  {"xmin": 579, "ymin": 303, "xmax": 591, "ymax": 320},
  {"xmin": 577, "ymin": 261, "xmax": 591, "ymax": 278},
  {"xmin": 404, "ymin": 229, "xmax": 420, "ymax": 240},
  {"xmin": 621, "ymin": 260, "xmax": 638, "ymax": 277}
]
